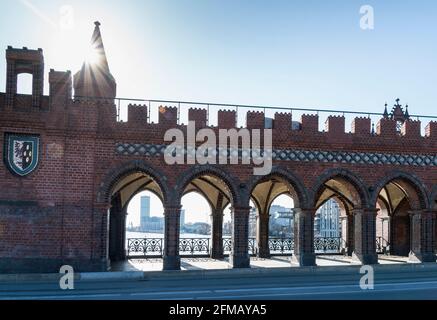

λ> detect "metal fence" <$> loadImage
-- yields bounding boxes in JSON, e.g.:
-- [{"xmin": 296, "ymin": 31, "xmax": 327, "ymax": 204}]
[
  {"xmin": 74, "ymin": 96, "xmax": 437, "ymax": 132},
  {"xmin": 127, "ymin": 236, "xmax": 348, "ymax": 258},
  {"xmin": 376, "ymin": 236, "xmax": 390, "ymax": 254}
]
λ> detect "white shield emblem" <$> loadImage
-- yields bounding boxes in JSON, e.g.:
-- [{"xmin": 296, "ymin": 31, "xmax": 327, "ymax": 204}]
[{"xmin": 4, "ymin": 134, "xmax": 40, "ymax": 176}]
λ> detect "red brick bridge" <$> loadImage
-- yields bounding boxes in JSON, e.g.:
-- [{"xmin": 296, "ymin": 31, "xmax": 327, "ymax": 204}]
[{"xmin": 0, "ymin": 23, "xmax": 436, "ymax": 273}]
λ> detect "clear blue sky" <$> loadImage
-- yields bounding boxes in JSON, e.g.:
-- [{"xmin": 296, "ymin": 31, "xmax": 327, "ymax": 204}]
[{"xmin": 1, "ymin": 0, "xmax": 436, "ymax": 118}]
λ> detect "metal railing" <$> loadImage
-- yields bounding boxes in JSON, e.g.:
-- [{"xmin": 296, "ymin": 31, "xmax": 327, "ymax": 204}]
[
  {"xmin": 268, "ymin": 237, "xmax": 294, "ymax": 254},
  {"xmin": 74, "ymin": 96, "xmax": 437, "ymax": 125},
  {"xmin": 179, "ymin": 238, "xmax": 210, "ymax": 255},
  {"xmin": 127, "ymin": 238, "xmax": 163, "ymax": 257},
  {"xmin": 127, "ymin": 236, "xmax": 348, "ymax": 257},
  {"xmin": 222, "ymin": 237, "xmax": 257, "ymax": 256},
  {"xmin": 314, "ymin": 237, "xmax": 346, "ymax": 254},
  {"xmin": 376, "ymin": 236, "xmax": 390, "ymax": 254}
]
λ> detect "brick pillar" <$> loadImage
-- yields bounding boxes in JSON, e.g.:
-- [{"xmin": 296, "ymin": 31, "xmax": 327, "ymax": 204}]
[
  {"xmin": 409, "ymin": 210, "xmax": 436, "ymax": 263},
  {"xmin": 210, "ymin": 208, "xmax": 224, "ymax": 259},
  {"xmin": 109, "ymin": 212, "xmax": 125, "ymax": 261},
  {"xmin": 230, "ymin": 206, "xmax": 250, "ymax": 268},
  {"xmin": 352, "ymin": 208, "xmax": 378, "ymax": 264},
  {"xmin": 93, "ymin": 204, "xmax": 111, "ymax": 271},
  {"xmin": 347, "ymin": 214, "xmax": 354, "ymax": 256},
  {"xmin": 257, "ymin": 214, "xmax": 270, "ymax": 258},
  {"xmin": 163, "ymin": 205, "xmax": 181, "ymax": 270},
  {"xmin": 292, "ymin": 208, "xmax": 316, "ymax": 266}
]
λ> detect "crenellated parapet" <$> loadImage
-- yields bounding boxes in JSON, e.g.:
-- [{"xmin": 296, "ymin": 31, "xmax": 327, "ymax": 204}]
[
  {"xmin": 401, "ymin": 119, "xmax": 421, "ymax": 138},
  {"xmin": 158, "ymin": 106, "xmax": 178, "ymax": 127},
  {"xmin": 246, "ymin": 111, "xmax": 265, "ymax": 129},
  {"xmin": 301, "ymin": 114, "xmax": 319, "ymax": 132},
  {"xmin": 274, "ymin": 112, "xmax": 292, "ymax": 130},
  {"xmin": 351, "ymin": 117, "xmax": 371, "ymax": 135},
  {"xmin": 218, "ymin": 109, "xmax": 236, "ymax": 129},
  {"xmin": 376, "ymin": 118, "xmax": 397, "ymax": 137},
  {"xmin": 325, "ymin": 115, "xmax": 345, "ymax": 135},
  {"xmin": 188, "ymin": 108, "xmax": 207, "ymax": 128},
  {"xmin": 128, "ymin": 104, "xmax": 148, "ymax": 125},
  {"xmin": 425, "ymin": 121, "xmax": 437, "ymax": 140}
]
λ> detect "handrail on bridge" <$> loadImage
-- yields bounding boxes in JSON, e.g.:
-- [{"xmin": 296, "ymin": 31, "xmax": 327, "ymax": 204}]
[{"xmin": 74, "ymin": 95, "xmax": 437, "ymax": 124}]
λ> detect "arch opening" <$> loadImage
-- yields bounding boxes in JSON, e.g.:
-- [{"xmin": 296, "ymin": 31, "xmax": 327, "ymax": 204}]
[
  {"xmin": 106, "ymin": 169, "xmax": 167, "ymax": 271},
  {"xmin": 313, "ymin": 173, "xmax": 368, "ymax": 257},
  {"xmin": 375, "ymin": 177, "xmax": 426, "ymax": 258},
  {"xmin": 17, "ymin": 73, "xmax": 33, "ymax": 95}
]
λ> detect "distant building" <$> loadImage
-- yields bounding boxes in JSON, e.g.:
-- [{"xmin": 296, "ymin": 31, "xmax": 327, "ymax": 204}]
[
  {"xmin": 180, "ymin": 209, "xmax": 185, "ymax": 227},
  {"xmin": 140, "ymin": 196, "xmax": 151, "ymax": 231},
  {"xmin": 269, "ymin": 205, "xmax": 293, "ymax": 237},
  {"xmin": 248, "ymin": 207, "xmax": 257, "ymax": 238},
  {"xmin": 315, "ymin": 199, "xmax": 341, "ymax": 237}
]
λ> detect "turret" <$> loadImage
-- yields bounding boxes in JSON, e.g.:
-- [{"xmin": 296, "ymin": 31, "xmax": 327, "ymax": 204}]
[{"xmin": 73, "ymin": 21, "xmax": 116, "ymax": 100}]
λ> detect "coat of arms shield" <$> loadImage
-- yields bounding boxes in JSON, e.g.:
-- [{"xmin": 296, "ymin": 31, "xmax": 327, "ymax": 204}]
[{"xmin": 4, "ymin": 134, "xmax": 40, "ymax": 176}]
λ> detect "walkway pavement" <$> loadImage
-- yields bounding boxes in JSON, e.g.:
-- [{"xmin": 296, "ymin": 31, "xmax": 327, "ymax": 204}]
[{"xmin": 112, "ymin": 255, "xmax": 411, "ymax": 272}]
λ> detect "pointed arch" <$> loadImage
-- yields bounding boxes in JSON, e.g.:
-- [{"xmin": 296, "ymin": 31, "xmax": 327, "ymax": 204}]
[
  {"xmin": 97, "ymin": 160, "xmax": 170, "ymax": 205},
  {"xmin": 173, "ymin": 165, "xmax": 241, "ymax": 207},
  {"xmin": 310, "ymin": 168, "xmax": 370, "ymax": 209},
  {"xmin": 371, "ymin": 170, "xmax": 428, "ymax": 210},
  {"xmin": 246, "ymin": 166, "xmax": 309, "ymax": 209}
]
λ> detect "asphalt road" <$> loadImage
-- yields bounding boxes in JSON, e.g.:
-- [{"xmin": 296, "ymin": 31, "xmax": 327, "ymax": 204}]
[{"xmin": 1, "ymin": 266, "xmax": 437, "ymax": 300}]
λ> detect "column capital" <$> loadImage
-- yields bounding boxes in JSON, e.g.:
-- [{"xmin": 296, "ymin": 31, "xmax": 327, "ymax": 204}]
[
  {"xmin": 230, "ymin": 206, "xmax": 251, "ymax": 214},
  {"xmin": 163, "ymin": 205, "xmax": 182, "ymax": 216}
]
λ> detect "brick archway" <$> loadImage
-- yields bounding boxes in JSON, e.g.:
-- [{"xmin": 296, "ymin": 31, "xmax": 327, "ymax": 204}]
[
  {"xmin": 246, "ymin": 166, "xmax": 309, "ymax": 209},
  {"xmin": 310, "ymin": 168, "xmax": 375, "ymax": 264},
  {"xmin": 372, "ymin": 171, "xmax": 433, "ymax": 261},
  {"xmin": 96, "ymin": 160, "xmax": 171, "ymax": 265},
  {"xmin": 97, "ymin": 159, "xmax": 171, "ymax": 206},
  {"xmin": 173, "ymin": 165, "xmax": 241, "ymax": 207},
  {"xmin": 371, "ymin": 170, "xmax": 428, "ymax": 210},
  {"xmin": 310, "ymin": 168, "xmax": 371, "ymax": 209}
]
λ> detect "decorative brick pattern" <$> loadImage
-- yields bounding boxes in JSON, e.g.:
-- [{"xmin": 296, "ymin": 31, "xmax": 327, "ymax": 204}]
[{"xmin": 116, "ymin": 143, "xmax": 437, "ymax": 167}]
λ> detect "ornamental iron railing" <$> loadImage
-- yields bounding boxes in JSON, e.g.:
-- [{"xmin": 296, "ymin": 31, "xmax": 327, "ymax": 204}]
[
  {"xmin": 127, "ymin": 238, "xmax": 163, "ymax": 257},
  {"xmin": 179, "ymin": 238, "xmax": 210, "ymax": 255},
  {"xmin": 126, "ymin": 236, "xmax": 381, "ymax": 257},
  {"xmin": 268, "ymin": 237, "xmax": 294, "ymax": 254},
  {"xmin": 313, "ymin": 237, "xmax": 345, "ymax": 253},
  {"xmin": 376, "ymin": 236, "xmax": 390, "ymax": 254}
]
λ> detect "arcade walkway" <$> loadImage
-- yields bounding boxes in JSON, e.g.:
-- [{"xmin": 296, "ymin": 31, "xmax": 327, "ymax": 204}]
[{"xmin": 112, "ymin": 255, "xmax": 411, "ymax": 272}]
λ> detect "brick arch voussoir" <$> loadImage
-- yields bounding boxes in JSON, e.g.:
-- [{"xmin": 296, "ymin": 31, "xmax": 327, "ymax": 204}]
[
  {"xmin": 173, "ymin": 165, "xmax": 242, "ymax": 207},
  {"xmin": 310, "ymin": 168, "xmax": 371, "ymax": 209},
  {"xmin": 246, "ymin": 165, "xmax": 309, "ymax": 209},
  {"xmin": 371, "ymin": 170, "xmax": 429, "ymax": 210},
  {"xmin": 97, "ymin": 160, "xmax": 171, "ymax": 206}
]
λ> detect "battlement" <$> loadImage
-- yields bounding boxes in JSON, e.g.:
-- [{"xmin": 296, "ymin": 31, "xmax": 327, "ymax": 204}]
[
  {"xmin": 1, "ymin": 43, "xmax": 436, "ymax": 151},
  {"xmin": 6, "ymin": 46, "xmax": 44, "ymax": 62}
]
